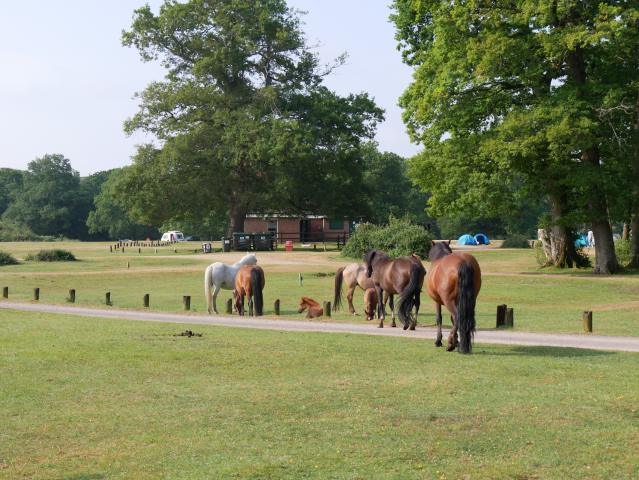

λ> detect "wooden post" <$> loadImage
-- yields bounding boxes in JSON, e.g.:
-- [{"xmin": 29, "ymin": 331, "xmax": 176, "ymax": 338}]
[
  {"xmin": 274, "ymin": 299, "xmax": 280, "ymax": 315},
  {"xmin": 33, "ymin": 288, "xmax": 40, "ymax": 301},
  {"xmin": 298, "ymin": 273, "xmax": 303, "ymax": 286},
  {"xmin": 155, "ymin": 248, "xmax": 158, "ymax": 254},
  {"xmin": 496, "ymin": 304, "xmax": 507, "ymax": 328},
  {"xmin": 583, "ymin": 311, "xmax": 593, "ymax": 333},
  {"xmin": 323, "ymin": 301, "xmax": 331, "ymax": 317},
  {"xmin": 122, "ymin": 247, "xmax": 125, "ymax": 253},
  {"xmin": 505, "ymin": 308, "xmax": 514, "ymax": 328},
  {"xmin": 68, "ymin": 289, "xmax": 76, "ymax": 303},
  {"xmin": 127, "ymin": 261, "xmax": 130, "ymax": 269},
  {"xmin": 183, "ymin": 295, "xmax": 191, "ymax": 311},
  {"xmin": 2, "ymin": 287, "xmax": 7, "ymax": 299},
  {"xmin": 226, "ymin": 298, "xmax": 233, "ymax": 314},
  {"xmin": 109, "ymin": 245, "xmax": 113, "ymax": 252},
  {"xmin": 143, "ymin": 294, "xmax": 150, "ymax": 308},
  {"xmin": 138, "ymin": 247, "xmax": 141, "ymax": 254},
  {"xmin": 105, "ymin": 292, "xmax": 112, "ymax": 306}
]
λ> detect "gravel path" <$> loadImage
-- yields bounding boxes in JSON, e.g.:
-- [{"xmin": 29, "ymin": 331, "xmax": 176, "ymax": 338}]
[{"xmin": 2, "ymin": 301, "xmax": 639, "ymax": 352}]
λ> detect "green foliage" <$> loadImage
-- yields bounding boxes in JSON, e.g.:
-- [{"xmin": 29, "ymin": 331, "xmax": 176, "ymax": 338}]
[
  {"xmin": 120, "ymin": 0, "xmax": 383, "ymax": 234},
  {"xmin": 501, "ymin": 234, "xmax": 532, "ymax": 249},
  {"xmin": 615, "ymin": 239, "xmax": 632, "ymax": 266},
  {"xmin": 0, "ymin": 168, "xmax": 23, "ymax": 216},
  {"xmin": 0, "ymin": 221, "xmax": 57, "ymax": 242},
  {"xmin": 0, "ymin": 251, "xmax": 19, "ymax": 266},
  {"xmin": 25, "ymin": 249, "xmax": 77, "ymax": 262},
  {"xmin": 342, "ymin": 217, "xmax": 433, "ymax": 259},
  {"xmin": 2, "ymin": 154, "xmax": 84, "ymax": 238}
]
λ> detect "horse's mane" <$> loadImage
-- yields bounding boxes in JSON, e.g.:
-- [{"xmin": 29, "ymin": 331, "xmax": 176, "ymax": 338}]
[
  {"xmin": 429, "ymin": 242, "xmax": 453, "ymax": 262},
  {"xmin": 300, "ymin": 296, "xmax": 320, "ymax": 307},
  {"xmin": 364, "ymin": 249, "xmax": 390, "ymax": 267}
]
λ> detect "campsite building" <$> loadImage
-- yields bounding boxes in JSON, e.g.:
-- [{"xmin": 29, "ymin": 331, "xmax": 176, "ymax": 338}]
[{"xmin": 244, "ymin": 214, "xmax": 350, "ymax": 243}]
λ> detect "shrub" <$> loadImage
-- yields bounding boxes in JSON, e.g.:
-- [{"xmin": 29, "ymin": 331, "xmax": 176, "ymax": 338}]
[
  {"xmin": 25, "ymin": 249, "xmax": 77, "ymax": 262},
  {"xmin": 0, "ymin": 251, "xmax": 19, "ymax": 266},
  {"xmin": 0, "ymin": 221, "xmax": 57, "ymax": 242},
  {"xmin": 501, "ymin": 234, "xmax": 532, "ymax": 248},
  {"xmin": 615, "ymin": 239, "xmax": 631, "ymax": 266},
  {"xmin": 342, "ymin": 217, "xmax": 434, "ymax": 259}
]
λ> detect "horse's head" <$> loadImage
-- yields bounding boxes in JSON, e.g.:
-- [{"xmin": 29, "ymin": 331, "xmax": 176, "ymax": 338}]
[
  {"xmin": 429, "ymin": 240, "xmax": 453, "ymax": 262},
  {"xmin": 297, "ymin": 297, "xmax": 309, "ymax": 313},
  {"xmin": 363, "ymin": 288, "xmax": 377, "ymax": 321},
  {"xmin": 239, "ymin": 253, "xmax": 258, "ymax": 266}
]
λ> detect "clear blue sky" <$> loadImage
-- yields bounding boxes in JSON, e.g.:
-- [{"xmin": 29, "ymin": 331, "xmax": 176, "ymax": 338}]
[{"xmin": 0, "ymin": 1, "xmax": 418, "ymax": 176}]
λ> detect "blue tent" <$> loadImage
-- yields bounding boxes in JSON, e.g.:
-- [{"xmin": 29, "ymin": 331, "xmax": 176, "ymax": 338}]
[
  {"xmin": 474, "ymin": 233, "xmax": 490, "ymax": 245},
  {"xmin": 458, "ymin": 234, "xmax": 478, "ymax": 246}
]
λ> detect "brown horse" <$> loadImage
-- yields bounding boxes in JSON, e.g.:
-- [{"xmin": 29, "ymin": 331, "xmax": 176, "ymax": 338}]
[
  {"xmin": 427, "ymin": 241, "xmax": 481, "ymax": 353},
  {"xmin": 363, "ymin": 288, "xmax": 378, "ymax": 321},
  {"xmin": 364, "ymin": 249, "xmax": 426, "ymax": 329},
  {"xmin": 334, "ymin": 263, "xmax": 396, "ymax": 325},
  {"xmin": 233, "ymin": 265, "xmax": 265, "ymax": 316},
  {"xmin": 298, "ymin": 297, "xmax": 324, "ymax": 318}
]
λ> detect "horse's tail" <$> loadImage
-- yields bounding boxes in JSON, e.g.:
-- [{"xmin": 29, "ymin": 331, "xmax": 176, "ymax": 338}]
[
  {"xmin": 457, "ymin": 261, "xmax": 476, "ymax": 354},
  {"xmin": 251, "ymin": 267, "xmax": 264, "ymax": 316},
  {"xmin": 204, "ymin": 265, "xmax": 213, "ymax": 314},
  {"xmin": 397, "ymin": 263, "xmax": 423, "ymax": 329},
  {"xmin": 333, "ymin": 267, "xmax": 345, "ymax": 311}
]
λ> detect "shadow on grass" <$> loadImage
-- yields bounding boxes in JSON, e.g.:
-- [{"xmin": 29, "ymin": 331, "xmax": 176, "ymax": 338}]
[
  {"xmin": 57, "ymin": 474, "xmax": 105, "ymax": 480},
  {"xmin": 476, "ymin": 345, "xmax": 615, "ymax": 358}
]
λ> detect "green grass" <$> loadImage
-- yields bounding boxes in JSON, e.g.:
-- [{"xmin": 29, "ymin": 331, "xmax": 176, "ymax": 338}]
[
  {"xmin": 1, "ymin": 310, "xmax": 638, "ymax": 479},
  {"xmin": 0, "ymin": 242, "xmax": 638, "ymax": 336}
]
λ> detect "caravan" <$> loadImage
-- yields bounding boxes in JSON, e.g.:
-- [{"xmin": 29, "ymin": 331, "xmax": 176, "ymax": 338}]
[{"xmin": 161, "ymin": 231, "xmax": 185, "ymax": 242}]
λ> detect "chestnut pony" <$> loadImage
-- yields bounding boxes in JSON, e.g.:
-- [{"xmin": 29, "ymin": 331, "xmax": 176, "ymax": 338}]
[
  {"xmin": 298, "ymin": 297, "xmax": 324, "ymax": 318},
  {"xmin": 427, "ymin": 241, "xmax": 481, "ymax": 353},
  {"xmin": 364, "ymin": 249, "xmax": 426, "ymax": 329},
  {"xmin": 233, "ymin": 265, "xmax": 265, "ymax": 316}
]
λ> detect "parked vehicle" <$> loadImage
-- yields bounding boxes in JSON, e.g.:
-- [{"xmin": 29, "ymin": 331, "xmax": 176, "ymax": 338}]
[{"xmin": 161, "ymin": 231, "xmax": 185, "ymax": 242}]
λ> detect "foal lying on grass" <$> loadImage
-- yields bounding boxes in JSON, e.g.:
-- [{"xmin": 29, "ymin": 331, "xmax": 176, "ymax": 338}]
[{"xmin": 298, "ymin": 297, "xmax": 324, "ymax": 318}]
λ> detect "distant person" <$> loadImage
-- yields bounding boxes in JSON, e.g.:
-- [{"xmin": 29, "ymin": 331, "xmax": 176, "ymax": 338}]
[{"xmin": 587, "ymin": 230, "xmax": 595, "ymax": 247}]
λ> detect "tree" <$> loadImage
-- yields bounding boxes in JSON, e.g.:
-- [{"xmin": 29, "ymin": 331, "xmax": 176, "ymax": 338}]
[
  {"xmin": 87, "ymin": 168, "xmax": 158, "ymax": 240},
  {"xmin": 2, "ymin": 154, "xmax": 83, "ymax": 237},
  {"xmin": 0, "ymin": 168, "xmax": 23, "ymax": 216},
  {"xmin": 120, "ymin": 0, "xmax": 383, "ymax": 235},
  {"xmin": 392, "ymin": 0, "xmax": 638, "ymax": 273}
]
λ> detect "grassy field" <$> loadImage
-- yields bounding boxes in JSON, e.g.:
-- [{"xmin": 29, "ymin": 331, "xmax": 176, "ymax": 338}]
[
  {"xmin": 1, "ymin": 310, "xmax": 638, "ymax": 479},
  {"xmin": 1, "ymin": 241, "xmax": 638, "ymax": 336}
]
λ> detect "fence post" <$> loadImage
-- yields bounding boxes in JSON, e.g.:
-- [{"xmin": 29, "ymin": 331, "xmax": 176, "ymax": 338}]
[
  {"xmin": 2, "ymin": 287, "xmax": 7, "ymax": 299},
  {"xmin": 183, "ymin": 295, "xmax": 191, "ymax": 311},
  {"xmin": 226, "ymin": 298, "xmax": 233, "ymax": 314},
  {"xmin": 274, "ymin": 299, "xmax": 280, "ymax": 315},
  {"xmin": 33, "ymin": 288, "xmax": 40, "ymax": 301},
  {"xmin": 68, "ymin": 289, "xmax": 76, "ymax": 303},
  {"xmin": 496, "ymin": 304, "xmax": 507, "ymax": 328},
  {"xmin": 505, "ymin": 308, "xmax": 514, "ymax": 328},
  {"xmin": 298, "ymin": 273, "xmax": 303, "ymax": 286},
  {"xmin": 109, "ymin": 245, "xmax": 113, "ymax": 253},
  {"xmin": 323, "ymin": 301, "xmax": 331, "ymax": 317},
  {"xmin": 143, "ymin": 294, "xmax": 150, "ymax": 308},
  {"xmin": 582, "ymin": 311, "xmax": 593, "ymax": 333},
  {"xmin": 105, "ymin": 292, "xmax": 112, "ymax": 306}
]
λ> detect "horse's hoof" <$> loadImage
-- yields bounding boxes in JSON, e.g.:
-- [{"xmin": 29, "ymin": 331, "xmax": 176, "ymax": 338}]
[
  {"xmin": 435, "ymin": 340, "xmax": 443, "ymax": 347},
  {"xmin": 391, "ymin": 324, "xmax": 396, "ymax": 328},
  {"xmin": 378, "ymin": 325, "xmax": 384, "ymax": 328},
  {"xmin": 409, "ymin": 325, "xmax": 416, "ymax": 331}
]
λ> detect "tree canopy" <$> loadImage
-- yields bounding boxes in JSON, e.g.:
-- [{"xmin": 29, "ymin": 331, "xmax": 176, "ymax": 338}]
[{"xmin": 119, "ymin": 0, "xmax": 383, "ymax": 235}]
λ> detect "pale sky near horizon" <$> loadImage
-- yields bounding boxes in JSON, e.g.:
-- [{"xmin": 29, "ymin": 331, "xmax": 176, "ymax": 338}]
[{"xmin": 0, "ymin": 0, "xmax": 420, "ymax": 176}]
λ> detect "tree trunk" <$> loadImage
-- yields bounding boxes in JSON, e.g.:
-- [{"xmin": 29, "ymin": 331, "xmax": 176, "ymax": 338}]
[
  {"xmin": 629, "ymin": 214, "xmax": 639, "ymax": 269},
  {"xmin": 227, "ymin": 204, "xmax": 246, "ymax": 237},
  {"xmin": 622, "ymin": 222, "xmax": 630, "ymax": 241},
  {"xmin": 580, "ymin": 147, "xmax": 619, "ymax": 274},
  {"xmin": 543, "ymin": 193, "xmax": 580, "ymax": 268}
]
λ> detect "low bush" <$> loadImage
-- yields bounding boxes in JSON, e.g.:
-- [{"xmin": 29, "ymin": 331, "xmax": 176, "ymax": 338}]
[
  {"xmin": 615, "ymin": 239, "xmax": 631, "ymax": 266},
  {"xmin": 342, "ymin": 217, "xmax": 434, "ymax": 259},
  {"xmin": 0, "ymin": 221, "xmax": 58, "ymax": 242},
  {"xmin": 501, "ymin": 234, "xmax": 532, "ymax": 248},
  {"xmin": 0, "ymin": 251, "xmax": 19, "ymax": 266},
  {"xmin": 25, "ymin": 249, "xmax": 77, "ymax": 262}
]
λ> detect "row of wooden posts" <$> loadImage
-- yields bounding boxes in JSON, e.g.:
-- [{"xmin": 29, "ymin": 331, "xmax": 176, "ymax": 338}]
[
  {"xmin": 0, "ymin": 287, "xmax": 592, "ymax": 331},
  {"xmin": 110, "ymin": 246, "xmax": 185, "ymax": 254},
  {"xmin": 0, "ymin": 286, "xmax": 332, "ymax": 317}
]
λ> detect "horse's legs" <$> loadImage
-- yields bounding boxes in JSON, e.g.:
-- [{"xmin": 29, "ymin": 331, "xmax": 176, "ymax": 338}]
[
  {"xmin": 410, "ymin": 291, "xmax": 420, "ymax": 330},
  {"xmin": 386, "ymin": 293, "xmax": 396, "ymax": 328},
  {"xmin": 375, "ymin": 285, "xmax": 385, "ymax": 328},
  {"xmin": 248, "ymin": 296, "xmax": 254, "ymax": 317},
  {"xmin": 239, "ymin": 294, "xmax": 245, "ymax": 316},
  {"xmin": 347, "ymin": 286, "xmax": 357, "ymax": 315},
  {"xmin": 435, "ymin": 303, "xmax": 443, "ymax": 347},
  {"xmin": 444, "ymin": 300, "xmax": 458, "ymax": 351},
  {"xmin": 212, "ymin": 285, "xmax": 221, "ymax": 314}
]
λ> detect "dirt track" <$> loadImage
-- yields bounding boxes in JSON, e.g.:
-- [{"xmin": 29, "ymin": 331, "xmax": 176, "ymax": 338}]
[{"xmin": 2, "ymin": 301, "xmax": 639, "ymax": 353}]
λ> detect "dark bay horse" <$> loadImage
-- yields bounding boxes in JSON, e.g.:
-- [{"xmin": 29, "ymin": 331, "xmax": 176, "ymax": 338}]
[
  {"xmin": 233, "ymin": 265, "xmax": 265, "ymax": 316},
  {"xmin": 364, "ymin": 249, "xmax": 426, "ymax": 329},
  {"xmin": 427, "ymin": 241, "xmax": 481, "ymax": 353}
]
